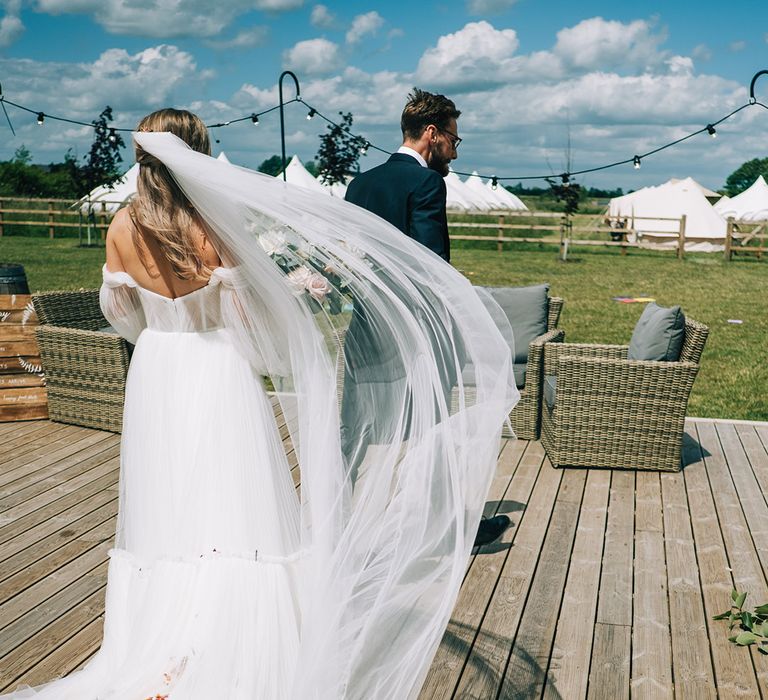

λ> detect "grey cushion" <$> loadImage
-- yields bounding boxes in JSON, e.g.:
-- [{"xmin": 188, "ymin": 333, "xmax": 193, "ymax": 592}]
[
  {"xmin": 543, "ymin": 375, "xmax": 557, "ymax": 410},
  {"xmin": 628, "ymin": 302, "xmax": 686, "ymax": 362},
  {"xmin": 481, "ymin": 284, "xmax": 550, "ymax": 364}
]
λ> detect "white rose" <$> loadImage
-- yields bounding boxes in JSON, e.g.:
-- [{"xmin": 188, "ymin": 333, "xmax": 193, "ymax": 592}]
[
  {"xmin": 286, "ymin": 266, "xmax": 313, "ymax": 295},
  {"xmin": 306, "ymin": 272, "xmax": 332, "ymax": 302},
  {"xmin": 259, "ymin": 229, "xmax": 288, "ymax": 256}
]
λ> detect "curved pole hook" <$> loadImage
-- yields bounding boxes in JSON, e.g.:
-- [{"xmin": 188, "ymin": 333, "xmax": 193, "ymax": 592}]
[
  {"xmin": 278, "ymin": 71, "xmax": 301, "ymax": 181},
  {"xmin": 749, "ymin": 70, "xmax": 768, "ymax": 104}
]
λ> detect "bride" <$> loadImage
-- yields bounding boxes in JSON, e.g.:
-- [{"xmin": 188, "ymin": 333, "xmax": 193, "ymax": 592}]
[{"xmin": 5, "ymin": 109, "xmax": 518, "ymax": 699}]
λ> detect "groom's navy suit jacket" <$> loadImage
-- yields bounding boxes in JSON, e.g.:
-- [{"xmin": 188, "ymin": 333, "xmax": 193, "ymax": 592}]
[
  {"xmin": 344, "ymin": 152, "xmax": 450, "ymax": 261},
  {"xmin": 340, "ymin": 152, "xmax": 455, "ymax": 453}
]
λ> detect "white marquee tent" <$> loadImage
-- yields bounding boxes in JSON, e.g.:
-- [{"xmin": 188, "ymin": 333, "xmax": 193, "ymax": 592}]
[
  {"xmin": 483, "ymin": 178, "xmax": 528, "ymax": 211},
  {"xmin": 445, "ymin": 170, "xmax": 480, "ymax": 211},
  {"xmin": 463, "ymin": 172, "xmax": 503, "ymax": 211},
  {"xmin": 609, "ymin": 177, "xmax": 727, "ymax": 251},
  {"xmin": 79, "ymin": 152, "xmax": 234, "ymax": 214},
  {"xmin": 282, "ymin": 155, "xmax": 326, "ymax": 193},
  {"xmin": 714, "ymin": 175, "xmax": 768, "ymax": 221}
]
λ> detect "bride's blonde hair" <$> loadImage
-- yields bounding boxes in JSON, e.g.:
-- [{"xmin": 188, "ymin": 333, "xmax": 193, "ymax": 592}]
[{"xmin": 129, "ymin": 108, "xmax": 212, "ymax": 280}]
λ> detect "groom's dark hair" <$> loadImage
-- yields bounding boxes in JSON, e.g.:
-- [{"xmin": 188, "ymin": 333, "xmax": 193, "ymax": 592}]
[{"xmin": 401, "ymin": 88, "xmax": 461, "ymax": 140}]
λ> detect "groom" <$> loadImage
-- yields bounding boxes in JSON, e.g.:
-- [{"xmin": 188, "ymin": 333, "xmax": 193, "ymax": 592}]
[{"xmin": 345, "ymin": 88, "xmax": 509, "ymax": 548}]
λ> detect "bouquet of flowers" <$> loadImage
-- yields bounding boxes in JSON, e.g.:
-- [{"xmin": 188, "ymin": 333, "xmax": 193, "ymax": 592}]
[{"xmin": 254, "ymin": 225, "xmax": 355, "ymax": 316}]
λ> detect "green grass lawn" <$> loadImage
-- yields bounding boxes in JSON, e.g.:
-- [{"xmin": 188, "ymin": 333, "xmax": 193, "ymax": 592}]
[{"xmin": 2, "ymin": 236, "xmax": 766, "ymax": 421}]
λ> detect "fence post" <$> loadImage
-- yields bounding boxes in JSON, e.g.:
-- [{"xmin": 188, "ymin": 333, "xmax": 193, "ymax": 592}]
[
  {"xmin": 99, "ymin": 203, "xmax": 108, "ymax": 241},
  {"xmin": 48, "ymin": 200, "xmax": 54, "ymax": 239},
  {"xmin": 559, "ymin": 215, "xmax": 569, "ymax": 261},
  {"xmin": 724, "ymin": 217, "xmax": 733, "ymax": 261},
  {"xmin": 0, "ymin": 200, "xmax": 4, "ymax": 237},
  {"xmin": 497, "ymin": 214, "xmax": 505, "ymax": 253},
  {"xmin": 677, "ymin": 214, "xmax": 687, "ymax": 260}
]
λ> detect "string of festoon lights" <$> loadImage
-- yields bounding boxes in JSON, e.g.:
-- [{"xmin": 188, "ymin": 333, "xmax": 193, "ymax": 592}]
[{"xmin": 1, "ymin": 69, "xmax": 767, "ymax": 186}]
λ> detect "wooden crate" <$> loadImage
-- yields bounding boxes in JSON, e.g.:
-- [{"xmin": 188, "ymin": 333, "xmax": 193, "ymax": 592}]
[{"xmin": 0, "ymin": 294, "xmax": 48, "ymax": 421}]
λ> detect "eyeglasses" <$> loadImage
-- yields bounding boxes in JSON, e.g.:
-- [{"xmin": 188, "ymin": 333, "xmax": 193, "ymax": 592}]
[{"xmin": 438, "ymin": 127, "xmax": 462, "ymax": 149}]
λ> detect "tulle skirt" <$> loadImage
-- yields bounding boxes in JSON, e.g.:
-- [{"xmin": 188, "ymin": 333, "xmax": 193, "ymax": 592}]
[{"xmin": 4, "ymin": 328, "xmax": 303, "ymax": 699}]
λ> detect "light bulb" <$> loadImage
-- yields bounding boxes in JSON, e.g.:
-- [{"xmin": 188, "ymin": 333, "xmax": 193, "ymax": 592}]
[
  {"xmin": 251, "ymin": 114, "xmax": 259, "ymax": 125},
  {"xmin": 36, "ymin": 112, "xmax": 45, "ymax": 125},
  {"xmin": 306, "ymin": 108, "xmax": 316, "ymax": 120},
  {"xmin": 633, "ymin": 155, "xmax": 641, "ymax": 170}
]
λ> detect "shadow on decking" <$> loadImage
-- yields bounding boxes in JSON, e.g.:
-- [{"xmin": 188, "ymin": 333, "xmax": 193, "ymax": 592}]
[
  {"xmin": 438, "ymin": 619, "xmax": 562, "ymax": 700},
  {"xmin": 681, "ymin": 430, "xmax": 710, "ymax": 469}
]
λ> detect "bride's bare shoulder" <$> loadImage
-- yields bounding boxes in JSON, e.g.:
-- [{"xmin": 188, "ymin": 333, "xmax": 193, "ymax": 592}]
[{"xmin": 105, "ymin": 207, "xmax": 137, "ymax": 272}]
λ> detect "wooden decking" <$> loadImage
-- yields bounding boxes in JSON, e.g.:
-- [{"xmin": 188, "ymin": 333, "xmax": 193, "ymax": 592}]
[{"xmin": 1, "ymin": 416, "xmax": 767, "ymax": 698}]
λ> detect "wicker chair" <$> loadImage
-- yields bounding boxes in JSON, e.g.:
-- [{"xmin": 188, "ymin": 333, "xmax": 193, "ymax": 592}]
[
  {"xmin": 540, "ymin": 317, "xmax": 709, "ymax": 472},
  {"xmin": 33, "ymin": 290, "xmax": 130, "ymax": 433}
]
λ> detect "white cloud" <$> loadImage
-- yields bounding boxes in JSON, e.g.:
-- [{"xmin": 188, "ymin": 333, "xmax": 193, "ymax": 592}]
[
  {"xmin": 729, "ymin": 40, "xmax": 746, "ymax": 52},
  {"xmin": 205, "ymin": 26, "xmax": 268, "ymax": 49},
  {"xmin": 467, "ymin": 0, "xmax": 518, "ymax": 14},
  {"xmin": 553, "ymin": 17, "xmax": 667, "ymax": 72},
  {"xmin": 282, "ymin": 38, "xmax": 343, "ymax": 76},
  {"xmin": 34, "ymin": 0, "xmax": 301, "ymax": 38},
  {"xmin": 691, "ymin": 43, "xmax": 711, "ymax": 61},
  {"xmin": 346, "ymin": 11, "xmax": 384, "ymax": 45},
  {"xmin": 310, "ymin": 4, "xmax": 334, "ymax": 29},
  {"xmin": 417, "ymin": 21, "xmax": 521, "ymax": 89},
  {"xmin": 0, "ymin": 0, "xmax": 23, "ymax": 47}
]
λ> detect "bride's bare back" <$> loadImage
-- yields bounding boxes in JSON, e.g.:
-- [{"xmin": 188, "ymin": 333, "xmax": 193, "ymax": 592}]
[{"xmin": 106, "ymin": 207, "xmax": 221, "ymax": 299}]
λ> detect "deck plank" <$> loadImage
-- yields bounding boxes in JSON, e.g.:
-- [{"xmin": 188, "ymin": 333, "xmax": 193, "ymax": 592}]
[
  {"xmin": 660, "ymin": 463, "xmax": 717, "ymax": 699},
  {"xmin": 0, "ymin": 437, "xmax": 119, "ymax": 506},
  {"xmin": 587, "ymin": 470, "xmax": 634, "ymax": 700},
  {"xmin": 0, "ymin": 588, "xmax": 106, "ymax": 692},
  {"xmin": 631, "ymin": 471, "xmax": 673, "ymax": 699},
  {"xmin": 545, "ymin": 469, "xmax": 610, "ymax": 700}
]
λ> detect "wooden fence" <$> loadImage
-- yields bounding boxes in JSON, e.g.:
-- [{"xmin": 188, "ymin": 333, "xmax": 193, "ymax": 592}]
[
  {"xmin": 448, "ymin": 210, "xmax": 689, "ymax": 259},
  {"xmin": 0, "ymin": 197, "xmax": 117, "ymax": 242},
  {"xmin": 724, "ymin": 218, "xmax": 767, "ymax": 261},
  {"xmin": 7, "ymin": 198, "xmax": 762, "ymax": 263}
]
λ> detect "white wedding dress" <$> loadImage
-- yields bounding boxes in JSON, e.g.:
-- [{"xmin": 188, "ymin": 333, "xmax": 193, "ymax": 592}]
[
  {"xmin": 7, "ymin": 266, "xmax": 303, "ymax": 699},
  {"xmin": 4, "ymin": 132, "xmax": 520, "ymax": 699}
]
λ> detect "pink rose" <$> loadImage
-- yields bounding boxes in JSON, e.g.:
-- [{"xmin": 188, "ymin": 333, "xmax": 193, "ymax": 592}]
[
  {"xmin": 306, "ymin": 272, "xmax": 332, "ymax": 302},
  {"xmin": 286, "ymin": 266, "xmax": 313, "ymax": 295}
]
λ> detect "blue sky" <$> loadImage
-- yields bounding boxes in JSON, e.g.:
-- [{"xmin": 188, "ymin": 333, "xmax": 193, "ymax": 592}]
[{"xmin": 1, "ymin": 0, "xmax": 767, "ymax": 190}]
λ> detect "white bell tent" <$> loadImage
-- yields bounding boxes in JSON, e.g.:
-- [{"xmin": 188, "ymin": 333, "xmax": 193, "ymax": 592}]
[
  {"xmin": 445, "ymin": 169, "xmax": 480, "ymax": 211},
  {"xmin": 609, "ymin": 177, "xmax": 727, "ymax": 251},
  {"xmin": 714, "ymin": 175, "xmax": 768, "ymax": 221},
  {"xmin": 483, "ymin": 178, "xmax": 528, "ymax": 211},
  {"xmin": 282, "ymin": 155, "xmax": 326, "ymax": 193},
  {"xmin": 79, "ymin": 151, "xmax": 234, "ymax": 214},
  {"xmin": 463, "ymin": 172, "xmax": 502, "ymax": 210}
]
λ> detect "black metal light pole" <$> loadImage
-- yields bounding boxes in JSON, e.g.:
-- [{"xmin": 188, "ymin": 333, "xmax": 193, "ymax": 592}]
[
  {"xmin": 278, "ymin": 71, "xmax": 301, "ymax": 182},
  {"xmin": 749, "ymin": 70, "xmax": 768, "ymax": 103}
]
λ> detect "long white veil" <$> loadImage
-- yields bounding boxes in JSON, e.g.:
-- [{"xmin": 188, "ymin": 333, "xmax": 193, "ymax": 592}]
[{"xmin": 134, "ymin": 132, "xmax": 519, "ymax": 699}]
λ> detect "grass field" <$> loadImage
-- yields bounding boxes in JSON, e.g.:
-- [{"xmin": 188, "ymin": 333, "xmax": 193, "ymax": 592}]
[{"xmin": 1, "ymin": 236, "xmax": 765, "ymax": 421}]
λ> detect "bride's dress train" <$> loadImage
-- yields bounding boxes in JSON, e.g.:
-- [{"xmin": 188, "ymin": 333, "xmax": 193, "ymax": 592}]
[{"xmin": 7, "ymin": 267, "xmax": 302, "ymax": 699}]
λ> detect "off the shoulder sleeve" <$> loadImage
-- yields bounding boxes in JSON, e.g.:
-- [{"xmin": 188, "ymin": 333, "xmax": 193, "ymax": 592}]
[
  {"xmin": 99, "ymin": 265, "xmax": 147, "ymax": 344},
  {"xmin": 214, "ymin": 267, "xmax": 291, "ymax": 377}
]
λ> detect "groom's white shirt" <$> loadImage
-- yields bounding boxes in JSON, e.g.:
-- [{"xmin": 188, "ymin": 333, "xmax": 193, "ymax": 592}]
[{"xmin": 397, "ymin": 146, "xmax": 427, "ymax": 168}]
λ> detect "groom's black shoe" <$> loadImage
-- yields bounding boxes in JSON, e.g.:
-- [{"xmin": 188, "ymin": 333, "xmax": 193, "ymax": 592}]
[{"xmin": 473, "ymin": 515, "xmax": 511, "ymax": 547}]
